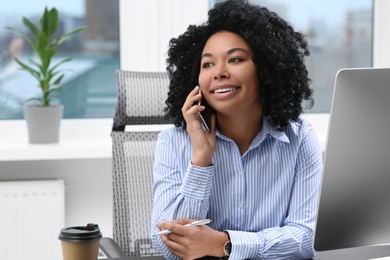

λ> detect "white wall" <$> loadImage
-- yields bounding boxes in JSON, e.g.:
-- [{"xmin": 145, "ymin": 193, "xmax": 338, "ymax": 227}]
[
  {"xmin": 119, "ymin": 0, "xmax": 208, "ymax": 71},
  {"xmin": 374, "ymin": 0, "xmax": 390, "ymax": 67},
  {"xmin": 0, "ymin": 158, "xmax": 113, "ymax": 236}
]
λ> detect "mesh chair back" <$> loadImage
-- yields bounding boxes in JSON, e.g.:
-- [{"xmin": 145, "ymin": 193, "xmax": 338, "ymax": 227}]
[
  {"xmin": 112, "ymin": 131, "xmax": 161, "ymax": 257},
  {"xmin": 112, "ymin": 70, "xmax": 173, "ymax": 257},
  {"xmin": 113, "ymin": 70, "xmax": 172, "ymax": 130}
]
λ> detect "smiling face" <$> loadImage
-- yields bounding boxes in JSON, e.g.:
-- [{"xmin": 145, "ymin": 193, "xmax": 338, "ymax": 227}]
[{"xmin": 198, "ymin": 31, "xmax": 261, "ymax": 116}]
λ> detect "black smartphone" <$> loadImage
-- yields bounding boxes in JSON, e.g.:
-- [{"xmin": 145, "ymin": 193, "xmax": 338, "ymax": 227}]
[{"xmin": 198, "ymin": 90, "xmax": 213, "ymax": 131}]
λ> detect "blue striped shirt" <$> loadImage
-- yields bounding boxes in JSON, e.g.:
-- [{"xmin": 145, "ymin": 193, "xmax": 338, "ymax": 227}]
[{"xmin": 151, "ymin": 117, "xmax": 323, "ymax": 259}]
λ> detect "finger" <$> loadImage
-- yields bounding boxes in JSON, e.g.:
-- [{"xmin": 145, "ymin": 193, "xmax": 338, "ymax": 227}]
[
  {"xmin": 191, "ymin": 85, "xmax": 201, "ymax": 95},
  {"xmin": 160, "ymin": 234, "xmax": 187, "ymax": 258},
  {"xmin": 160, "ymin": 221, "xmax": 181, "ymax": 233},
  {"xmin": 157, "ymin": 218, "xmax": 193, "ymax": 230},
  {"xmin": 184, "ymin": 85, "xmax": 200, "ymax": 103},
  {"xmin": 162, "ymin": 222, "xmax": 192, "ymax": 236},
  {"xmin": 183, "ymin": 86, "xmax": 201, "ymax": 110},
  {"xmin": 182, "ymin": 105, "xmax": 204, "ymax": 126},
  {"xmin": 174, "ymin": 218, "xmax": 196, "ymax": 225},
  {"xmin": 165, "ymin": 232, "xmax": 195, "ymax": 258},
  {"xmin": 158, "ymin": 219, "xmax": 198, "ymax": 237},
  {"xmin": 184, "ymin": 103, "xmax": 202, "ymax": 115}
]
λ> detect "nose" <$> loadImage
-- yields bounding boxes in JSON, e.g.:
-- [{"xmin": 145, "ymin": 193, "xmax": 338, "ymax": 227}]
[{"xmin": 213, "ymin": 64, "xmax": 230, "ymax": 80}]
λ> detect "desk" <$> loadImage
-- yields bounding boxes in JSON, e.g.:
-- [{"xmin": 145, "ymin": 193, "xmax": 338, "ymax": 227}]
[
  {"xmin": 314, "ymin": 244, "xmax": 390, "ymax": 260},
  {"xmin": 111, "ymin": 257, "xmax": 163, "ymax": 260},
  {"xmin": 107, "ymin": 245, "xmax": 390, "ymax": 260}
]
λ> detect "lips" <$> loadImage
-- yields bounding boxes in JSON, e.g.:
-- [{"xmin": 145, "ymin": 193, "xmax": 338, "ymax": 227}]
[
  {"xmin": 212, "ymin": 87, "xmax": 240, "ymax": 93},
  {"xmin": 209, "ymin": 85, "xmax": 241, "ymax": 100},
  {"xmin": 210, "ymin": 85, "xmax": 240, "ymax": 94}
]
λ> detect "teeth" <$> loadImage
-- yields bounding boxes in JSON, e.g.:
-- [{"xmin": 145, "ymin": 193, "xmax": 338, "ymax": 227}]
[{"xmin": 214, "ymin": 87, "xmax": 237, "ymax": 93}]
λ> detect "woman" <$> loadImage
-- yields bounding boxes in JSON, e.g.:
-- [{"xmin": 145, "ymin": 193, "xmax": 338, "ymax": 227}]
[{"xmin": 151, "ymin": 1, "xmax": 323, "ymax": 259}]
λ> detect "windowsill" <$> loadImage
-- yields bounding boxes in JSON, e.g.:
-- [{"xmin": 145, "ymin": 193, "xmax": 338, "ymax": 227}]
[
  {"xmin": 0, "ymin": 114, "xmax": 329, "ymax": 162},
  {"xmin": 0, "ymin": 118, "xmax": 113, "ymax": 161}
]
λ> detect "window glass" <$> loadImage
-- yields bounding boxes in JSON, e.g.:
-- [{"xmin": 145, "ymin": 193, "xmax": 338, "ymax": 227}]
[
  {"xmin": 211, "ymin": 0, "xmax": 373, "ymax": 112},
  {"xmin": 1, "ymin": 0, "xmax": 371, "ymax": 119},
  {"xmin": 0, "ymin": 0, "xmax": 119, "ymax": 119},
  {"xmin": 256, "ymin": 0, "xmax": 373, "ymax": 113}
]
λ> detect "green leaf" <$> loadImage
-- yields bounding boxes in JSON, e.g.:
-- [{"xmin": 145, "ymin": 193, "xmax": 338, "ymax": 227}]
[
  {"xmin": 4, "ymin": 26, "xmax": 36, "ymax": 49},
  {"xmin": 26, "ymin": 58, "xmax": 43, "ymax": 74},
  {"xmin": 47, "ymin": 8, "xmax": 59, "ymax": 37},
  {"xmin": 40, "ymin": 8, "xmax": 58, "ymax": 41},
  {"xmin": 40, "ymin": 7, "xmax": 59, "ymax": 38},
  {"xmin": 54, "ymin": 27, "xmax": 85, "ymax": 45},
  {"xmin": 49, "ymin": 57, "xmax": 72, "ymax": 74},
  {"xmin": 14, "ymin": 58, "xmax": 41, "ymax": 80},
  {"xmin": 49, "ymin": 86, "xmax": 63, "ymax": 93},
  {"xmin": 25, "ymin": 97, "xmax": 44, "ymax": 106},
  {"xmin": 22, "ymin": 17, "xmax": 39, "ymax": 39},
  {"xmin": 52, "ymin": 74, "xmax": 65, "ymax": 85}
]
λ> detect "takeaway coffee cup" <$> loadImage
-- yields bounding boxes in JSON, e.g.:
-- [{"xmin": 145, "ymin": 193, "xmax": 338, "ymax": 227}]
[{"xmin": 58, "ymin": 223, "xmax": 102, "ymax": 260}]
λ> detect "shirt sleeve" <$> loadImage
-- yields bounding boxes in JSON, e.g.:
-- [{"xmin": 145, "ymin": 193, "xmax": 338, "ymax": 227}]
[
  {"xmin": 150, "ymin": 130, "xmax": 215, "ymax": 258},
  {"xmin": 227, "ymin": 126, "xmax": 323, "ymax": 260}
]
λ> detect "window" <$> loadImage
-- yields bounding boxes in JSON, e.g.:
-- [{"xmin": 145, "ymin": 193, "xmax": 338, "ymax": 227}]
[
  {"xmin": 121, "ymin": 0, "xmax": 372, "ymax": 114},
  {"xmin": 247, "ymin": 0, "xmax": 373, "ymax": 113},
  {"xmin": 0, "ymin": 0, "xmax": 119, "ymax": 119},
  {"xmin": 1, "ymin": 0, "xmax": 372, "ymax": 119}
]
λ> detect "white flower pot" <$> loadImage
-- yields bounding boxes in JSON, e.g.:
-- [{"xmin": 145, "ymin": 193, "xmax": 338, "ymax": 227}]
[{"xmin": 23, "ymin": 105, "xmax": 64, "ymax": 144}]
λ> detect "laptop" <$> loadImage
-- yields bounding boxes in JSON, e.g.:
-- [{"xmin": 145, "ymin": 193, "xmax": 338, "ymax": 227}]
[{"xmin": 314, "ymin": 67, "xmax": 390, "ymax": 251}]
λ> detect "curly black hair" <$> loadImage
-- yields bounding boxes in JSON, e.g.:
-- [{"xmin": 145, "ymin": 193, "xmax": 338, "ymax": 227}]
[{"xmin": 164, "ymin": 0, "xmax": 313, "ymax": 131}]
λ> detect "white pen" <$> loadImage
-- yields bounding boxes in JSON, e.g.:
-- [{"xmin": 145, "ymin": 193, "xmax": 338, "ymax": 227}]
[{"xmin": 155, "ymin": 219, "xmax": 212, "ymax": 235}]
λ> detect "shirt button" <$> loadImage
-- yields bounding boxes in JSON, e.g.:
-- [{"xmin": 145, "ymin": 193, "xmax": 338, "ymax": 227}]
[
  {"xmin": 197, "ymin": 181, "xmax": 202, "ymax": 186},
  {"xmin": 238, "ymin": 203, "xmax": 243, "ymax": 208},
  {"xmin": 238, "ymin": 171, "xmax": 243, "ymax": 176}
]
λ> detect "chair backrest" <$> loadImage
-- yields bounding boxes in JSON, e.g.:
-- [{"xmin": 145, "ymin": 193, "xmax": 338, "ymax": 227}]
[
  {"xmin": 112, "ymin": 131, "xmax": 161, "ymax": 256},
  {"xmin": 111, "ymin": 70, "xmax": 172, "ymax": 257},
  {"xmin": 113, "ymin": 70, "xmax": 172, "ymax": 130}
]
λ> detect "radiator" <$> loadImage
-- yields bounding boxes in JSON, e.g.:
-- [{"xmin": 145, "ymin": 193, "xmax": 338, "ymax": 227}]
[{"xmin": 0, "ymin": 179, "xmax": 65, "ymax": 260}]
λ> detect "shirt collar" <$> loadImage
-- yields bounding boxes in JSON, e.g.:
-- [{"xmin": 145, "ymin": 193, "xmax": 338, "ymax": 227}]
[
  {"xmin": 215, "ymin": 117, "xmax": 290, "ymax": 145},
  {"xmin": 260, "ymin": 117, "xmax": 290, "ymax": 144}
]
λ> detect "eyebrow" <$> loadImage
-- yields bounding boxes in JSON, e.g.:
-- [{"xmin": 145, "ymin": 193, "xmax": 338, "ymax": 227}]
[{"xmin": 201, "ymin": 47, "xmax": 251, "ymax": 58}]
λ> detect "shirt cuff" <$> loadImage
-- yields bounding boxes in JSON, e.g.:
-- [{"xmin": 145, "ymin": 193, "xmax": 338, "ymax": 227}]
[
  {"xmin": 181, "ymin": 162, "xmax": 214, "ymax": 200},
  {"xmin": 227, "ymin": 230, "xmax": 263, "ymax": 260}
]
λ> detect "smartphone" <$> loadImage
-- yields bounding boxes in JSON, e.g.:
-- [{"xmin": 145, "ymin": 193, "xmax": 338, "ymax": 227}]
[{"xmin": 198, "ymin": 90, "xmax": 213, "ymax": 131}]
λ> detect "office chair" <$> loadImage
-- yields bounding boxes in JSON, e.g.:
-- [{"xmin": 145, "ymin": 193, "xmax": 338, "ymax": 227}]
[
  {"xmin": 112, "ymin": 70, "xmax": 171, "ymax": 129},
  {"xmin": 100, "ymin": 70, "xmax": 172, "ymax": 258}
]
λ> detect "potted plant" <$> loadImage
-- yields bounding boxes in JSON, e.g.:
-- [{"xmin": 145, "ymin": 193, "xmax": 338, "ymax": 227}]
[{"xmin": 5, "ymin": 7, "xmax": 83, "ymax": 143}]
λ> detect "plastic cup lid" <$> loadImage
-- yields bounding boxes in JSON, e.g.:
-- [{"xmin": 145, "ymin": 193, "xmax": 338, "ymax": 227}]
[{"xmin": 58, "ymin": 223, "xmax": 102, "ymax": 242}]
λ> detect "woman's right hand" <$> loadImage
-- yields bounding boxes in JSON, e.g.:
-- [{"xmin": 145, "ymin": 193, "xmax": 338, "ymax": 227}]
[{"xmin": 181, "ymin": 86, "xmax": 216, "ymax": 167}]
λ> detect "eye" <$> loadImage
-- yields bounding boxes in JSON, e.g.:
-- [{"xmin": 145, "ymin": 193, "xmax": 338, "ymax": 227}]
[
  {"xmin": 229, "ymin": 57, "xmax": 243, "ymax": 63},
  {"xmin": 201, "ymin": 62, "xmax": 213, "ymax": 68}
]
